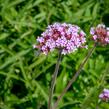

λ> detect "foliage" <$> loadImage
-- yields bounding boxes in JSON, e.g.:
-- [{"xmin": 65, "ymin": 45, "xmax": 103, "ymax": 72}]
[{"xmin": 0, "ymin": 0, "xmax": 109, "ymax": 109}]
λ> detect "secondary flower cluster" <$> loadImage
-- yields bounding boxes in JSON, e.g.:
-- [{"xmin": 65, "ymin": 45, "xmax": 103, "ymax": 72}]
[
  {"xmin": 34, "ymin": 23, "xmax": 87, "ymax": 55},
  {"xmin": 90, "ymin": 24, "xmax": 109, "ymax": 45},
  {"xmin": 99, "ymin": 89, "xmax": 109, "ymax": 102}
]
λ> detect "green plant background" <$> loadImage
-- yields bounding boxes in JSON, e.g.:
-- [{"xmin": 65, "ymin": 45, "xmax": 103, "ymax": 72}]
[{"xmin": 0, "ymin": 0, "xmax": 109, "ymax": 109}]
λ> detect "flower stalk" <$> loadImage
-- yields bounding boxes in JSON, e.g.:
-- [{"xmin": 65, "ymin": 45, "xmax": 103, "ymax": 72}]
[
  {"xmin": 52, "ymin": 44, "xmax": 96, "ymax": 109},
  {"xmin": 48, "ymin": 49, "xmax": 62, "ymax": 109}
]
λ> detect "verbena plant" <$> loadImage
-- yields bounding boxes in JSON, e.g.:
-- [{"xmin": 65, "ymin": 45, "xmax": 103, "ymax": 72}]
[
  {"xmin": 34, "ymin": 22, "xmax": 109, "ymax": 109},
  {"xmin": 0, "ymin": 0, "xmax": 109, "ymax": 109}
]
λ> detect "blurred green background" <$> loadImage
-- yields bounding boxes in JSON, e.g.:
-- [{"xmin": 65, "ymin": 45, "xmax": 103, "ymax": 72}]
[{"xmin": 0, "ymin": 0, "xmax": 109, "ymax": 109}]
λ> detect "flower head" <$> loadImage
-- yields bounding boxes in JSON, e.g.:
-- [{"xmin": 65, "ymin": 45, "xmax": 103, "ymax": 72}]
[
  {"xmin": 34, "ymin": 22, "xmax": 87, "ymax": 55},
  {"xmin": 90, "ymin": 24, "xmax": 109, "ymax": 45},
  {"xmin": 99, "ymin": 89, "xmax": 109, "ymax": 102}
]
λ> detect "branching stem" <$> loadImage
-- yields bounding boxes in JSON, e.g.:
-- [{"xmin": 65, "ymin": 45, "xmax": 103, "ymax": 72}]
[{"xmin": 52, "ymin": 44, "xmax": 96, "ymax": 109}]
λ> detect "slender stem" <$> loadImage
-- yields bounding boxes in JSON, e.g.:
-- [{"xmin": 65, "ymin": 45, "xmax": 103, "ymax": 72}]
[
  {"xmin": 96, "ymin": 104, "xmax": 99, "ymax": 109},
  {"xmin": 48, "ymin": 49, "xmax": 62, "ymax": 109},
  {"xmin": 52, "ymin": 44, "xmax": 96, "ymax": 109}
]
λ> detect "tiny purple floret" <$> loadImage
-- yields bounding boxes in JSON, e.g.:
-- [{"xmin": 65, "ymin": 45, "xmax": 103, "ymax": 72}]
[{"xmin": 99, "ymin": 88, "xmax": 109, "ymax": 102}]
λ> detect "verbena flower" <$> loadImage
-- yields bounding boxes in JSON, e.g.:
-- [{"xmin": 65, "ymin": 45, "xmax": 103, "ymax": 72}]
[
  {"xmin": 90, "ymin": 24, "xmax": 109, "ymax": 45},
  {"xmin": 34, "ymin": 22, "xmax": 87, "ymax": 55},
  {"xmin": 99, "ymin": 89, "xmax": 109, "ymax": 102}
]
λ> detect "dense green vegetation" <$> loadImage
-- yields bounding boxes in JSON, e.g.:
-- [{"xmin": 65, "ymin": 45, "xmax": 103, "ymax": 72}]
[{"xmin": 0, "ymin": 0, "xmax": 109, "ymax": 109}]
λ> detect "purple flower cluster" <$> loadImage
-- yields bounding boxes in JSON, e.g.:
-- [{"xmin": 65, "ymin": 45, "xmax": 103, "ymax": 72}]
[
  {"xmin": 99, "ymin": 89, "xmax": 109, "ymax": 102},
  {"xmin": 90, "ymin": 24, "xmax": 109, "ymax": 45},
  {"xmin": 34, "ymin": 23, "xmax": 87, "ymax": 55}
]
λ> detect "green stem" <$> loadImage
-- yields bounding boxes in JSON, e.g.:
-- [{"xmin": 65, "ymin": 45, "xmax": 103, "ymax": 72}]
[
  {"xmin": 48, "ymin": 49, "xmax": 62, "ymax": 109},
  {"xmin": 52, "ymin": 44, "xmax": 96, "ymax": 109}
]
